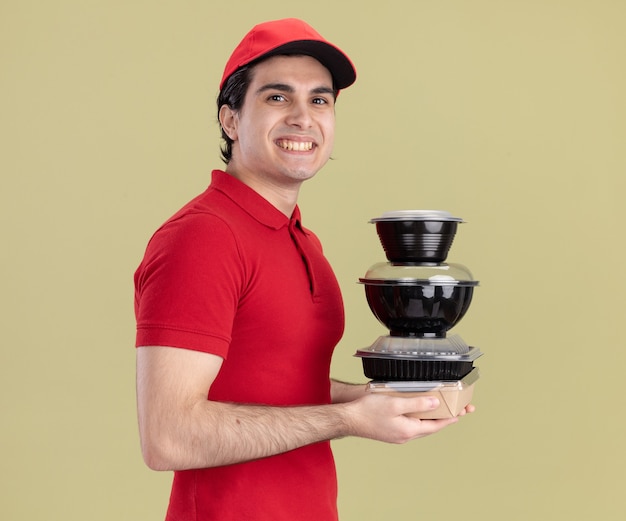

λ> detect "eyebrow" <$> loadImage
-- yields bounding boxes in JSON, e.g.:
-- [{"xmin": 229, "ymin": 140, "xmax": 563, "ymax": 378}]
[{"xmin": 255, "ymin": 82, "xmax": 336, "ymax": 96}]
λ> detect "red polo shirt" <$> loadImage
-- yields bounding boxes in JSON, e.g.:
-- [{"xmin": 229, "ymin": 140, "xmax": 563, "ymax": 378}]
[{"xmin": 134, "ymin": 170, "xmax": 345, "ymax": 521}]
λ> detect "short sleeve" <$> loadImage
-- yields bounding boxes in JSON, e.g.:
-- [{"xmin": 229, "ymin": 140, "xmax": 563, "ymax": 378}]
[{"xmin": 134, "ymin": 212, "xmax": 244, "ymax": 358}]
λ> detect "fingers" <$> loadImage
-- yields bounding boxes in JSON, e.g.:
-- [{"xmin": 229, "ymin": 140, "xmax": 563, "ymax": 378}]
[
  {"xmin": 349, "ymin": 393, "xmax": 474, "ymax": 443},
  {"xmin": 455, "ymin": 404, "xmax": 476, "ymax": 416},
  {"xmin": 409, "ymin": 416, "xmax": 459, "ymax": 436},
  {"xmin": 398, "ymin": 395, "xmax": 475, "ymax": 418}
]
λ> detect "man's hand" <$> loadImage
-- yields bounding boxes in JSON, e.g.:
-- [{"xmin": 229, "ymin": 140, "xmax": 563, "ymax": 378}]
[{"xmin": 340, "ymin": 393, "xmax": 473, "ymax": 444}]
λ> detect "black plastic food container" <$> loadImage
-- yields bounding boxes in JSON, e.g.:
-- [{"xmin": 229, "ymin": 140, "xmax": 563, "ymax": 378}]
[
  {"xmin": 359, "ymin": 262, "xmax": 479, "ymax": 337},
  {"xmin": 363, "ymin": 282, "xmax": 475, "ymax": 337},
  {"xmin": 361, "ymin": 356, "xmax": 475, "ymax": 381},
  {"xmin": 370, "ymin": 210, "xmax": 463, "ymax": 263},
  {"xmin": 356, "ymin": 342, "xmax": 482, "ymax": 382}
]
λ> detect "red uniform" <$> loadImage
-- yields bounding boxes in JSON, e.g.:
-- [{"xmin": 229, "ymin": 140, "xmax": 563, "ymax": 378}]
[{"xmin": 134, "ymin": 170, "xmax": 345, "ymax": 520}]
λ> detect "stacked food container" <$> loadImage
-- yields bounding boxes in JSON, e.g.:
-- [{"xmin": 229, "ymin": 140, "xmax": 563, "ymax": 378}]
[{"xmin": 355, "ymin": 210, "xmax": 482, "ymax": 419}]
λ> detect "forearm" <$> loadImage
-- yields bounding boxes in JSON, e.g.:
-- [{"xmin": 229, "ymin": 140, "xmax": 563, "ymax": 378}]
[
  {"xmin": 140, "ymin": 398, "xmax": 351, "ymax": 471},
  {"xmin": 137, "ymin": 347, "xmax": 467, "ymax": 472}
]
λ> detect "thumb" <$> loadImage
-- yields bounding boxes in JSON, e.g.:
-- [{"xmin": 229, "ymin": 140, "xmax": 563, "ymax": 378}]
[{"xmin": 397, "ymin": 394, "xmax": 440, "ymax": 414}]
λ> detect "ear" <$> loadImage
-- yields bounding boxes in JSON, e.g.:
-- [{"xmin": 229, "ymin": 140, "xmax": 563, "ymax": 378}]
[{"xmin": 219, "ymin": 104, "xmax": 238, "ymax": 141}]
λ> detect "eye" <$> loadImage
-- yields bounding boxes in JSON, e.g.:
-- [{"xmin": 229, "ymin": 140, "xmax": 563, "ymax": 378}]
[
  {"xmin": 268, "ymin": 94, "xmax": 286, "ymax": 102},
  {"xmin": 312, "ymin": 97, "xmax": 327, "ymax": 105}
]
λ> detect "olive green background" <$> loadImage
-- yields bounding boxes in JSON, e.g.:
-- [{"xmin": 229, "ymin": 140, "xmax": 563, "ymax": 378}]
[{"xmin": 2, "ymin": 1, "xmax": 624, "ymax": 519}]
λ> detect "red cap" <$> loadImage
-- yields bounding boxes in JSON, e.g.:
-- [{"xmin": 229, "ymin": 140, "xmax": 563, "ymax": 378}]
[{"xmin": 220, "ymin": 18, "xmax": 356, "ymax": 91}]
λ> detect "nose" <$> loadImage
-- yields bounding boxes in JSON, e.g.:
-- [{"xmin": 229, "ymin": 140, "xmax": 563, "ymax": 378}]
[{"xmin": 285, "ymin": 99, "xmax": 313, "ymax": 128}]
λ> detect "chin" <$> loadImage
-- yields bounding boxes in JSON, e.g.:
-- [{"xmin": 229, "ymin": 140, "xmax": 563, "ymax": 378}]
[{"xmin": 279, "ymin": 161, "xmax": 323, "ymax": 181}]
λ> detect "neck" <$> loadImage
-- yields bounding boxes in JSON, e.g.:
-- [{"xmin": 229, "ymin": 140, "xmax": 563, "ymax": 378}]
[{"xmin": 225, "ymin": 166, "xmax": 301, "ymax": 217}]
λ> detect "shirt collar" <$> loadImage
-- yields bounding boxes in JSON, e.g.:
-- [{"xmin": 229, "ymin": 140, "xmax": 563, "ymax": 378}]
[{"xmin": 210, "ymin": 170, "xmax": 304, "ymax": 231}]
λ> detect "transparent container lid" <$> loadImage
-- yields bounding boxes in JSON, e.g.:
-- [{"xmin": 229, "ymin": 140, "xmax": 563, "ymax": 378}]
[
  {"xmin": 355, "ymin": 335, "xmax": 483, "ymax": 360},
  {"xmin": 360, "ymin": 262, "xmax": 479, "ymax": 286},
  {"xmin": 369, "ymin": 210, "xmax": 464, "ymax": 223}
]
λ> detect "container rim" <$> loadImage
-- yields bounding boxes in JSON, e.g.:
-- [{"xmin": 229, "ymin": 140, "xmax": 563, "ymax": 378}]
[
  {"xmin": 359, "ymin": 277, "xmax": 479, "ymax": 286},
  {"xmin": 355, "ymin": 345, "xmax": 483, "ymax": 361},
  {"xmin": 369, "ymin": 209, "xmax": 464, "ymax": 223}
]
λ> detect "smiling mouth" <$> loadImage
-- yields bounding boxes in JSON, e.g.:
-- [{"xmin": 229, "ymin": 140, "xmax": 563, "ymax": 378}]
[{"xmin": 276, "ymin": 140, "xmax": 314, "ymax": 151}]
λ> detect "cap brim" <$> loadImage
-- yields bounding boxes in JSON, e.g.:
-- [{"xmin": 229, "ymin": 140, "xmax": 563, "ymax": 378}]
[{"xmin": 257, "ymin": 40, "xmax": 356, "ymax": 90}]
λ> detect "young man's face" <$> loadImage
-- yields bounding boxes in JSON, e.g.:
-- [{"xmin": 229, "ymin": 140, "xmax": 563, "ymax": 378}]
[{"xmin": 221, "ymin": 55, "xmax": 336, "ymax": 189}]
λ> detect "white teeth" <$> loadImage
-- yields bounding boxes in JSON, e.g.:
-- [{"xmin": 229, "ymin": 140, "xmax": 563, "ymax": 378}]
[{"xmin": 278, "ymin": 140, "xmax": 313, "ymax": 151}]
